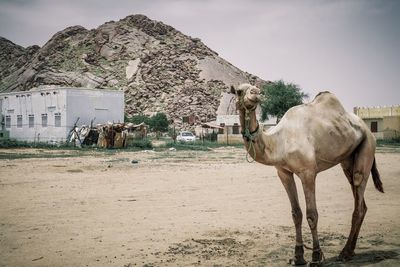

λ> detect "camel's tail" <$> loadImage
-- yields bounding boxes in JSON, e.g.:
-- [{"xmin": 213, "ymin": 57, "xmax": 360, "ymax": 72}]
[{"xmin": 371, "ymin": 157, "xmax": 384, "ymax": 193}]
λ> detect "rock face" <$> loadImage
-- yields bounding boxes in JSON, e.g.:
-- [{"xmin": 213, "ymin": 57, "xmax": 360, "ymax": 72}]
[{"xmin": 0, "ymin": 14, "xmax": 267, "ymax": 124}]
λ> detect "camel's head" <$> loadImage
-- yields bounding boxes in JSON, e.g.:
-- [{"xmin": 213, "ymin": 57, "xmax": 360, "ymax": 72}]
[{"xmin": 230, "ymin": 83, "xmax": 261, "ymax": 111}]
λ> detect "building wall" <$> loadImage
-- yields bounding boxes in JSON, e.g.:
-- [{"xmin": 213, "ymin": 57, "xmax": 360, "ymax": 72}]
[
  {"xmin": 0, "ymin": 88, "xmax": 124, "ymax": 143},
  {"xmin": 217, "ymin": 133, "xmax": 243, "ymax": 145},
  {"xmin": 0, "ymin": 89, "xmax": 68, "ymax": 142},
  {"xmin": 215, "ymin": 114, "xmax": 276, "ymax": 144},
  {"xmin": 66, "ymin": 89, "xmax": 124, "ymax": 127},
  {"xmin": 383, "ymin": 116, "xmax": 400, "ymax": 131},
  {"xmin": 363, "ymin": 118, "xmax": 384, "ymax": 133},
  {"xmin": 382, "ymin": 116, "xmax": 400, "ymax": 139},
  {"xmin": 354, "ymin": 106, "xmax": 400, "ymax": 119},
  {"xmin": 354, "ymin": 105, "xmax": 400, "ymax": 140}
]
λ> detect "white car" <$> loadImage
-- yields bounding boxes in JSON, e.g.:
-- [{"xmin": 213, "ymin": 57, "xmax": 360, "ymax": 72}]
[{"xmin": 176, "ymin": 131, "xmax": 196, "ymax": 142}]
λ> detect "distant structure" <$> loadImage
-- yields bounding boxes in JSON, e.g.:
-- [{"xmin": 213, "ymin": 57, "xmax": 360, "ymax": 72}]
[
  {"xmin": 215, "ymin": 114, "xmax": 276, "ymax": 145},
  {"xmin": 354, "ymin": 105, "xmax": 400, "ymax": 140},
  {"xmin": 0, "ymin": 88, "xmax": 124, "ymax": 143}
]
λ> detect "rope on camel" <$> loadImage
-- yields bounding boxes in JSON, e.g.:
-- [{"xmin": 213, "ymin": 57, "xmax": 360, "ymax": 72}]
[
  {"xmin": 238, "ymin": 92, "xmax": 259, "ymax": 163},
  {"xmin": 242, "ymin": 109, "xmax": 259, "ymax": 163}
]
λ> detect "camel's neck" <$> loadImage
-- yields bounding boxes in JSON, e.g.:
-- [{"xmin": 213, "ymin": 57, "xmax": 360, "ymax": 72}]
[
  {"xmin": 239, "ymin": 108, "xmax": 258, "ymax": 134},
  {"xmin": 239, "ymin": 108, "xmax": 280, "ymax": 165}
]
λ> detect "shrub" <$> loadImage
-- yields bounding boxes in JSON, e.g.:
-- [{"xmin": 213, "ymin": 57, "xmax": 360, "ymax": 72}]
[
  {"xmin": 0, "ymin": 139, "xmax": 70, "ymax": 149},
  {"xmin": 128, "ymin": 139, "xmax": 153, "ymax": 149},
  {"xmin": 261, "ymin": 80, "xmax": 308, "ymax": 122}
]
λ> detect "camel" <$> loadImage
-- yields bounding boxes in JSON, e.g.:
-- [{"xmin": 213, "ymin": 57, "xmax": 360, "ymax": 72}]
[{"xmin": 231, "ymin": 83, "xmax": 384, "ymax": 266}]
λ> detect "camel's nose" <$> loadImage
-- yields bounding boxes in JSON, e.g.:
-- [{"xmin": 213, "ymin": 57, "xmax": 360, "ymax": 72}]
[{"xmin": 250, "ymin": 87, "xmax": 260, "ymax": 95}]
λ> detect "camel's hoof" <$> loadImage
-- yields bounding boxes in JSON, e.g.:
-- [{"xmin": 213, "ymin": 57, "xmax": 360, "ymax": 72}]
[
  {"xmin": 288, "ymin": 258, "xmax": 307, "ymax": 266},
  {"xmin": 307, "ymin": 250, "xmax": 324, "ymax": 267},
  {"xmin": 288, "ymin": 245, "xmax": 307, "ymax": 266},
  {"xmin": 338, "ymin": 249, "xmax": 355, "ymax": 262}
]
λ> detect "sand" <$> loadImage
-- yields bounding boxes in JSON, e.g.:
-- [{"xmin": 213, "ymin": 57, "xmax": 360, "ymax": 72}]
[{"xmin": 0, "ymin": 147, "xmax": 399, "ymax": 266}]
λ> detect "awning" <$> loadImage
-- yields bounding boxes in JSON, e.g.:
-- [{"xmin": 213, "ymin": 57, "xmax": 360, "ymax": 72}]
[{"xmin": 201, "ymin": 122, "xmax": 224, "ymax": 129}]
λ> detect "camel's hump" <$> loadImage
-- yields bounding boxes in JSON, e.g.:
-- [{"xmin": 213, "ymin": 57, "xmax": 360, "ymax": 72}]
[
  {"xmin": 315, "ymin": 91, "xmax": 331, "ymax": 98},
  {"xmin": 311, "ymin": 91, "xmax": 345, "ymax": 112}
]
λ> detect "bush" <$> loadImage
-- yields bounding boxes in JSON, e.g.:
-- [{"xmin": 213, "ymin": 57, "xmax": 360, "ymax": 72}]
[
  {"xmin": 261, "ymin": 80, "xmax": 308, "ymax": 122},
  {"xmin": 377, "ymin": 137, "xmax": 400, "ymax": 146},
  {"xmin": 126, "ymin": 113, "xmax": 151, "ymax": 125},
  {"xmin": 127, "ymin": 139, "xmax": 153, "ymax": 149},
  {"xmin": 0, "ymin": 139, "xmax": 70, "ymax": 149},
  {"xmin": 125, "ymin": 112, "xmax": 170, "ymax": 133},
  {"xmin": 149, "ymin": 113, "xmax": 169, "ymax": 132},
  {"xmin": 163, "ymin": 141, "xmax": 211, "ymax": 151}
]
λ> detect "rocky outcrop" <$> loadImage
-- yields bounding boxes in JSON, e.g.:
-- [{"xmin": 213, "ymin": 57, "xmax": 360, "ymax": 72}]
[{"xmin": 0, "ymin": 14, "xmax": 267, "ymax": 125}]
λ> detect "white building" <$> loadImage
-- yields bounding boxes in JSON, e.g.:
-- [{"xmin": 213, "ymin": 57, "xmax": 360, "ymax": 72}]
[
  {"xmin": 215, "ymin": 114, "xmax": 277, "ymax": 144},
  {"xmin": 0, "ymin": 87, "xmax": 124, "ymax": 143}
]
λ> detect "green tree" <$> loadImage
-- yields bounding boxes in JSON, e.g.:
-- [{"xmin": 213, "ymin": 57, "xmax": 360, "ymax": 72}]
[
  {"xmin": 125, "ymin": 113, "xmax": 150, "ymax": 125},
  {"xmin": 149, "ymin": 112, "xmax": 169, "ymax": 132},
  {"xmin": 260, "ymin": 80, "xmax": 308, "ymax": 122}
]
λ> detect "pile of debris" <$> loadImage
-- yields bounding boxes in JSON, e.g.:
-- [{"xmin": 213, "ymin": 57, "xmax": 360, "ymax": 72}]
[{"xmin": 68, "ymin": 122, "xmax": 148, "ymax": 148}]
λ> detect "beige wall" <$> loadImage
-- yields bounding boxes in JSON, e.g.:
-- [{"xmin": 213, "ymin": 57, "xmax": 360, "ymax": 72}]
[
  {"xmin": 354, "ymin": 105, "xmax": 400, "ymax": 140},
  {"xmin": 361, "ymin": 117, "xmax": 400, "ymax": 140},
  {"xmin": 383, "ymin": 116, "xmax": 400, "ymax": 131},
  {"xmin": 354, "ymin": 106, "xmax": 400, "ymax": 119},
  {"xmin": 217, "ymin": 134, "xmax": 243, "ymax": 145},
  {"xmin": 363, "ymin": 118, "xmax": 383, "ymax": 132}
]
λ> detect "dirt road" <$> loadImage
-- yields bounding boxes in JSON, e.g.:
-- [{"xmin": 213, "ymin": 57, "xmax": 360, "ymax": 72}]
[{"xmin": 0, "ymin": 147, "xmax": 399, "ymax": 266}]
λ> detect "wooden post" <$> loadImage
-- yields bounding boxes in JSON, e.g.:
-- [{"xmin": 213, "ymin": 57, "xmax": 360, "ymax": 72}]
[
  {"xmin": 226, "ymin": 126, "xmax": 228, "ymax": 145},
  {"xmin": 202, "ymin": 127, "xmax": 204, "ymax": 145}
]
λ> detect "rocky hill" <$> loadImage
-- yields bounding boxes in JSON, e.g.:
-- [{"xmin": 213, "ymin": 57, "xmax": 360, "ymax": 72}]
[{"xmin": 0, "ymin": 14, "xmax": 267, "ymax": 124}]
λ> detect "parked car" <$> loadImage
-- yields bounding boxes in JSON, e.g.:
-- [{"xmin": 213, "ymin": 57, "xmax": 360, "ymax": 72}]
[{"xmin": 176, "ymin": 131, "xmax": 196, "ymax": 142}]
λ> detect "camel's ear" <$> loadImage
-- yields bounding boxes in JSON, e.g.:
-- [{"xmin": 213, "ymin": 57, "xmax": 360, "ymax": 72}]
[{"xmin": 231, "ymin": 85, "xmax": 243, "ymax": 97}]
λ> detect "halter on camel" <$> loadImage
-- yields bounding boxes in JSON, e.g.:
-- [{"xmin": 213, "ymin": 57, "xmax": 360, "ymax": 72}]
[{"xmin": 238, "ymin": 92, "xmax": 260, "ymax": 163}]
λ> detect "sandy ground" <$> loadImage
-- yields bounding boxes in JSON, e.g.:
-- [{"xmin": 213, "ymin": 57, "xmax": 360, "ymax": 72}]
[{"xmin": 0, "ymin": 147, "xmax": 399, "ymax": 267}]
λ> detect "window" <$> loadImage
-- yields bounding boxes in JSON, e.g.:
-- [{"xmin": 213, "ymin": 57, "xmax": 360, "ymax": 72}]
[
  {"xmin": 41, "ymin": 114, "xmax": 48, "ymax": 127},
  {"xmin": 219, "ymin": 123, "xmax": 225, "ymax": 134},
  {"xmin": 55, "ymin": 112, "xmax": 61, "ymax": 127},
  {"xmin": 232, "ymin": 123, "xmax": 240, "ymax": 134},
  {"xmin": 182, "ymin": 132, "xmax": 194, "ymax": 137},
  {"xmin": 5, "ymin": 115, "xmax": 11, "ymax": 128},
  {"xmin": 17, "ymin": 115, "xmax": 22, "ymax": 128},
  {"xmin": 48, "ymin": 106, "xmax": 56, "ymax": 112},
  {"xmin": 28, "ymin": 115, "xmax": 34, "ymax": 128},
  {"xmin": 371, "ymin": 121, "xmax": 378, "ymax": 133}
]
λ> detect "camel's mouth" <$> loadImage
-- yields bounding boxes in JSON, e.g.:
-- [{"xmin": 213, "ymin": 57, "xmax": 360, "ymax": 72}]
[
  {"xmin": 233, "ymin": 83, "xmax": 261, "ymax": 110},
  {"xmin": 247, "ymin": 94, "xmax": 261, "ymax": 103},
  {"xmin": 244, "ymin": 89, "xmax": 261, "ymax": 108}
]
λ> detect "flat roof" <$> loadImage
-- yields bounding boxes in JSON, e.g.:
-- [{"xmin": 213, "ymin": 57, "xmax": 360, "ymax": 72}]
[{"xmin": 0, "ymin": 87, "xmax": 122, "ymax": 97}]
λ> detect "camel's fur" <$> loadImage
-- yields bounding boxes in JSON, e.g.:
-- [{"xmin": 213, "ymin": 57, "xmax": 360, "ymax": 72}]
[{"xmin": 233, "ymin": 83, "xmax": 383, "ymax": 265}]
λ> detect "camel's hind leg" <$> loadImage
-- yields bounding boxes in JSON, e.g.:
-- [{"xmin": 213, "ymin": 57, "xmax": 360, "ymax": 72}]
[{"xmin": 339, "ymin": 137, "xmax": 375, "ymax": 261}]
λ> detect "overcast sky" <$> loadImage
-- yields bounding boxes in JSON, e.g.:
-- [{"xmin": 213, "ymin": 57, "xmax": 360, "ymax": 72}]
[{"xmin": 0, "ymin": 0, "xmax": 399, "ymax": 111}]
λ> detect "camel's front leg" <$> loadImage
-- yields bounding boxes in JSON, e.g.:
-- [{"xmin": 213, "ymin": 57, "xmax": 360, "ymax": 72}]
[
  {"xmin": 277, "ymin": 168, "xmax": 306, "ymax": 266},
  {"xmin": 300, "ymin": 172, "xmax": 324, "ymax": 267}
]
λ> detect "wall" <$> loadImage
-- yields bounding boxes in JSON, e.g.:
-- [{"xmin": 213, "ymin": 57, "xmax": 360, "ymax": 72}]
[
  {"xmin": 383, "ymin": 116, "xmax": 400, "ymax": 131},
  {"xmin": 363, "ymin": 118, "xmax": 383, "ymax": 133},
  {"xmin": 0, "ymin": 89, "xmax": 68, "ymax": 142},
  {"xmin": 383, "ymin": 116, "xmax": 400, "ymax": 139},
  {"xmin": 354, "ymin": 106, "xmax": 400, "ymax": 119},
  {"xmin": 66, "ymin": 89, "xmax": 124, "ymax": 128},
  {"xmin": 0, "ymin": 88, "xmax": 124, "ymax": 143},
  {"xmin": 217, "ymin": 133, "xmax": 243, "ymax": 145},
  {"xmin": 354, "ymin": 105, "xmax": 400, "ymax": 140}
]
